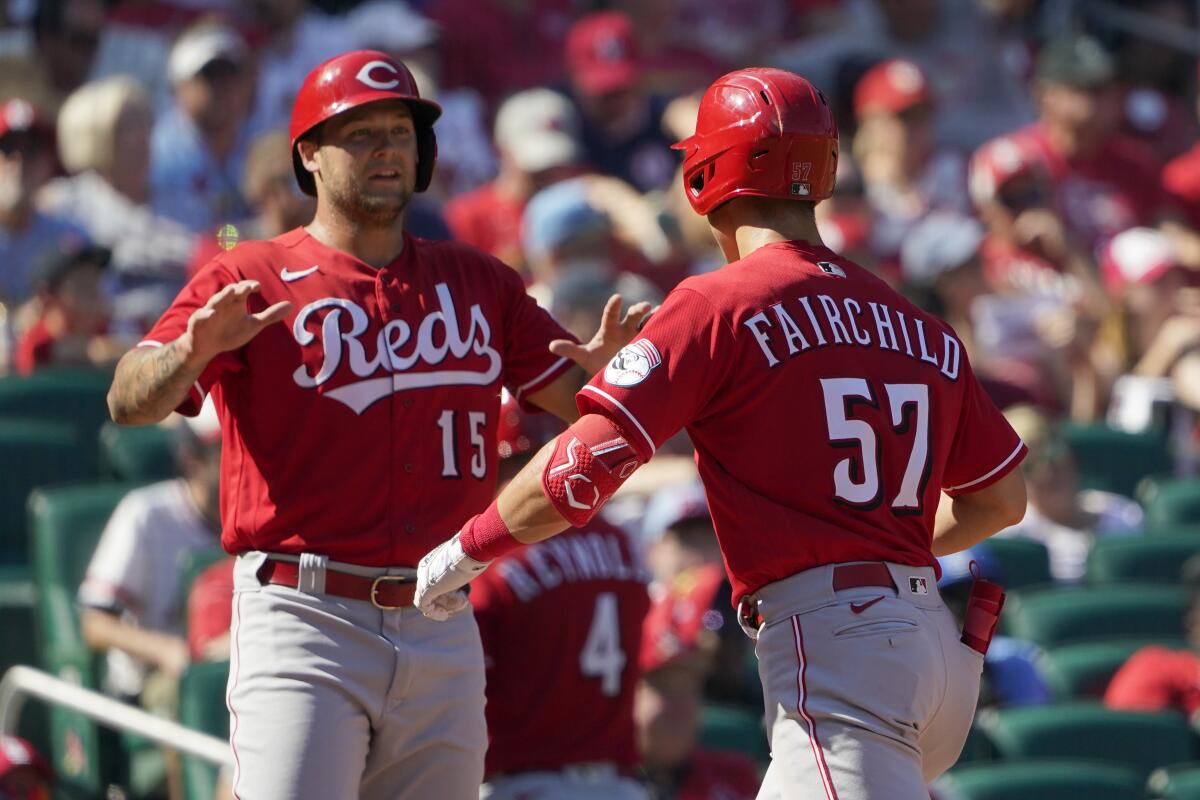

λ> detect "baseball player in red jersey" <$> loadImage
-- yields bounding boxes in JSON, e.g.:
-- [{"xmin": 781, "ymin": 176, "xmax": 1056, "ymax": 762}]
[
  {"xmin": 416, "ymin": 68, "xmax": 1029, "ymax": 799},
  {"xmin": 105, "ymin": 50, "xmax": 648, "ymax": 800},
  {"xmin": 473, "ymin": 398, "xmax": 651, "ymax": 799}
]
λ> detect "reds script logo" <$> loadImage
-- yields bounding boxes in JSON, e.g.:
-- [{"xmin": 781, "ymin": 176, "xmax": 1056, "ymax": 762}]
[
  {"xmin": 356, "ymin": 60, "xmax": 402, "ymax": 90},
  {"xmin": 291, "ymin": 283, "xmax": 501, "ymax": 414},
  {"xmin": 603, "ymin": 340, "xmax": 662, "ymax": 387}
]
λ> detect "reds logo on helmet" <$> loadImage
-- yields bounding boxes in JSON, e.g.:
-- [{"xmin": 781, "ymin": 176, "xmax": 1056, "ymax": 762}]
[{"xmin": 355, "ymin": 60, "xmax": 402, "ymax": 90}]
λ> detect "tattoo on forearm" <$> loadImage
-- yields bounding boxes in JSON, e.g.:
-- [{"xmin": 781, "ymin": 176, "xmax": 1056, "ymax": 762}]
[{"xmin": 112, "ymin": 341, "xmax": 197, "ymax": 421}]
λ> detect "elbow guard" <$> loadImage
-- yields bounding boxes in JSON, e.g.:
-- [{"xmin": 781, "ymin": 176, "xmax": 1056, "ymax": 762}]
[{"xmin": 542, "ymin": 413, "xmax": 644, "ymax": 527}]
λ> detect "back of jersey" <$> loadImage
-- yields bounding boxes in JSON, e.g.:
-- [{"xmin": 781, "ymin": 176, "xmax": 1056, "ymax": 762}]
[{"xmin": 470, "ymin": 520, "xmax": 651, "ymax": 776}]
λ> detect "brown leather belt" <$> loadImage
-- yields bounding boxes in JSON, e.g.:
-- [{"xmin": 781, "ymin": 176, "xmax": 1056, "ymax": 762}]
[
  {"xmin": 831, "ymin": 562, "xmax": 897, "ymax": 592},
  {"xmin": 257, "ymin": 559, "xmax": 416, "ymax": 610}
]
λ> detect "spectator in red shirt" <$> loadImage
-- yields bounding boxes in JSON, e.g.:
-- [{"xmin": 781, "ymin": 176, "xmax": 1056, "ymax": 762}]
[
  {"xmin": 0, "ymin": 735, "xmax": 53, "ymax": 800},
  {"xmin": 186, "ymin": 556, "xmax": 234, "ymax": 663},
  {"xmin": 983, "ymin": 34, "xmax": 1169, "ymax": 250},
  {"xmin": 1105, "ymin": 554, "xmax": 1200, "ymax": 719},
  {"xmin": 443, "ymin": 88, "xmax": 584, "ymax": 275},
  {"xmin": 635, "ymin": 574, "xmax": 761, "ymax": 800},
  {"xmin": 1161, "ymin": 64, "xmax": 1200, "ymax": 263},
  {"xmin": 14, "ymin": 240, "xmax": 126, "ymax": 374}
]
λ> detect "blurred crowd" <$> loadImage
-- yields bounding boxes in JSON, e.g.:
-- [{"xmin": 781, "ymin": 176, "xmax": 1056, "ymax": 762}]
[{"xmin": 1, "ymin": 0, "xmax": 1200, "ymax": 797}]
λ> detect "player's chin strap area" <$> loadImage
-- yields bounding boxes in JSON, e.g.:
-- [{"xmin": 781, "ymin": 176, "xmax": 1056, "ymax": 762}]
[{"xmin": 541, "ymin": 414, "xmax": 645, "ymax": 527}]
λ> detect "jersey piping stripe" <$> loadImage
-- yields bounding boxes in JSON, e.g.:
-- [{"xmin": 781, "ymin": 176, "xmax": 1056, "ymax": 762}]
[
  {"xmin": 137, "ymin": 339, "xmax": 206, "ymax": 407},
  {"xmin": 514, "ymin": 356, "xmax": 570, "ymax": 399},
  {"xmin": 227, "ymin": 592, "xmax": 245, "ymax": 800},
  {"xmin": 579, "ymin": 385, "xmax": 657, "ymax": 457},
  {"xmin": 944, "ymin": 441, "xmax": 1025, "ymax": 492},
  {"xmin": 791, "ymin": 615, "xmax": 840, "ymax": 800}
]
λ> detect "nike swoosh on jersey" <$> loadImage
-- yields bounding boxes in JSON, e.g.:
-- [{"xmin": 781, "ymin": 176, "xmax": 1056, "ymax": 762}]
[
  {"xmin": 849, "ymin": 596, "xmax": 885, "ymax": 614},
  {"xmin": 280, "ymin": 265, "xmax": 320, "ymax": 282}
]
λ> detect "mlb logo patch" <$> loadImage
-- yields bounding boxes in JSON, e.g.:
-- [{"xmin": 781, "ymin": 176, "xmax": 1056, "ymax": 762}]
[
  {"xmin": 909, "ymin": 577, "xmax": 929, "ymax": 595},
  {"xmin": 790, "ymin": 182, "xmax": 811, "ymax": 196}
]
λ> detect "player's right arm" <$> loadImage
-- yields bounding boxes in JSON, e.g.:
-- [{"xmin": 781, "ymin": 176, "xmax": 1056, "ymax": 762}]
[
  {"xmin": 931, "ymin": 469, "xmax": 1026, "ymax": 556},
  {"xmin": 107, "ymin": 280, "xmax": 290, "ymax": 425}
]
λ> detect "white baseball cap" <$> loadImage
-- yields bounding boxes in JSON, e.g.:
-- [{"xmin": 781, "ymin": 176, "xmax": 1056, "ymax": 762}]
[
  {"xmin": 494, "ymin": 89, "xmax": 582, "ymax": 174},
  {"xmin": 168, "ymin": 24, "xmax": 248, "ymax": 85}
]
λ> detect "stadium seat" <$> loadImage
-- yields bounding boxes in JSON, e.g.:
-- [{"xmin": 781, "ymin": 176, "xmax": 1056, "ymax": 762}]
[
  {"xmin": 700, "ymin": 703, "xmax": 769, "ymax": 765},
  {"xmin": 1142, "ymin": 480, "xmax": 1200, "ymax": 528},
  {"xmin": 179, "ymin": 661, "xmax": 230, "ymax": 800},
  {"xmin": 1061, "ymin": 423, "xmax": 1172, "ymax": 499},
  {"xmin": 937, "ymin": 760, "xmax": 1144, "ymax": 800},
  {"xmin": 974, "ymin": 702, "xmax": 1196, "ymax": 779},
  {"xmin": 1149, "ymin": 762, "xmax": 1200, "ymax": 799},
  {"xmin": 976, "ymin": 538, "xmax": 1053, "ymax": 590},
  {"xmin": 0, "ymin": 368, "xmax": 114, "ymax": 475},
  {"xmin": 1038, "ymin": 638, "xmax": 1188, "ymax": 700},
  {"xmin": 99, "ymin": 422, "xmax": 176, "ymax": 483},
  {"xmin": 27, "ymin": 483, "xmax": 140, "ymax": 796},
  {"xmin": 1000, "ymin": 585, "xmax": 1187, "ymax": 648},
  {"xmin": 1086, "ymin": 535, "xmax": 1200, "ymax": 584},
  {"xmin": 0, "ymin": 418, "xmax": 94, "ymax": 567}
]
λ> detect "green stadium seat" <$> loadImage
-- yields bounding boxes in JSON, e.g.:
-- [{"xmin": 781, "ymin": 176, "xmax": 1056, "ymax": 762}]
[
  {"xmin": 937, "ymin": 760, "xmax": 1144, "ymax": 800},
  {"xmin": 700, "ymin": 703, "xmax": 769, "ymax": 765},
  {"xmin": 974, "ymin": 702, "xmax": 1196, "ymax": 779},
  {"xmin": 1086, "ymin": 535, "xmax": 1200, "ymax": 584},
  {"xmin": 977, "ymin": 538, "xmax": 1054, "ymax": 590},
  {"xmin": 1142, "ymin": 480, "xmax": 1200, "ymax": 528},
  {"xmin": 1149, "ymin": 762, "xmax": 1200, "ymax": 799},
  {"xmin": 1000, "ymin": 585, "xmax": 1187, "ymax": 648},
  {"xmin": 0, "ymin": 368, "xmax": 114, "ymax": 475},
  {"xmin": 99, "ymin": 422, "xmax": 177, "ymax": 483},
  {"xmin": 0, "ymin": 419, "xmax": 94, "ymax": 567},
  {"xmin": 179, "ymin": 661, "xmax": 230, "ymax": 800},
  {"xmin": 1061, "ymin": 423, "xmax": 1172, "ymax": 498},
  {"xmin": 27, "ymin": 483, "xmax": 140, "ymax": 797},
  {"xmin": 1038, "ymin": 638, "xmax": 1187, "ymax": 701}
]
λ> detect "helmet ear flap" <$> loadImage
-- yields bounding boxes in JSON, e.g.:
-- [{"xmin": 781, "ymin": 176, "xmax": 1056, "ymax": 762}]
[{"xmin": 415, "ymin": 126, "xmax": 437, "ymax": 192}]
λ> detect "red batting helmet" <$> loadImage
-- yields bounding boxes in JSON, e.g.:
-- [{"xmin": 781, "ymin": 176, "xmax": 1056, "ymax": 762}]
[
  {"xmin": 289, "ymin": 50, "xmax": 442, "ymax": 196},
  {"xmin": 673, "ymin": 68, "xmax": 838, "ymax": 216}
]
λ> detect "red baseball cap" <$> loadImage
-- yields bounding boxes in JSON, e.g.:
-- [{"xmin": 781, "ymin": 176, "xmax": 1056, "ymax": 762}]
[
  {"xmin": 853, "ymin": 59, "xmax": 932, "ymax": 119},
  {"xmin": 0, "ymin": 735, "xmax": 53, "ymax": 794},
  {"xmin": 0, "ymin": 99, "xmax": 50, "ymax": 139},
  {"xmin": 968, "ymin": 135, "xmax": 1045, "ymax": 206},
  {"xmin": 1100, "ymin": 227, "xmax": 1180, "ymax": 292},
  {"xmin": 639, "ymin": 564, "xmax": 725, "ymax": 673},
  {"xmin": 566, "ymin": 11, "xmax": 641, "ymax": 96}
]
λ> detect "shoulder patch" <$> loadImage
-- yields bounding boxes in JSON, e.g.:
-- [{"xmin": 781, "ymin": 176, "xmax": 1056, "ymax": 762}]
[{"xmin": 604, "ymin": 340, "xmax": 662, "ymax": 387}]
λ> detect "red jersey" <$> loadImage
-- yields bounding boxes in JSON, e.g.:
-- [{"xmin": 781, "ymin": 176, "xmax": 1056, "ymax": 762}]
[
  {"xmin": 1104, "ymin": 646, "xmax": 1200, "ymax": 717},
  {"xmin": 443, "ymin": 182, "xmax": 527, "ymax": 270},
  {"xmin": 1163, "ymin": 143, "xmax": 1200, "ymax": 231},
  {"xmin": 1007, "ymin": 123, "xmax": 1166, "ymax": 249},
  {"xmin": 471, "ymin": 519, "xmax": 650, "ymax": 776},
  {"xmin": 578, "ymin": 241, "xmax": 1025, "ymax": 601},
  {"xmin": 674, "ymin": 749, "xmax": 761, "ymax": 800},
  {"xmin": 141, "ymin": 229, "xmax": 574, "ymax": 566}
]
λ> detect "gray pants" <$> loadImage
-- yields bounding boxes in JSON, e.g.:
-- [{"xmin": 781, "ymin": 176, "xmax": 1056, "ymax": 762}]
[
  {"xmin": 751, "ymin": 563, "xmax": 983, "ymax": 800},
  {"xmin": 481, "ymin": 764, "xmax": 648, "ymax": 800},
  {"xmin": 226, "ymin": 552, "xmax": 487, "ymax": 800}
]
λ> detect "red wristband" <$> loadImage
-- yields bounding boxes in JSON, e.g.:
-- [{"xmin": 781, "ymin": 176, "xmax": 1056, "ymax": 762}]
[{"xmin": 458, "ymin": 501, "xmax": 521, "ymax": 562}]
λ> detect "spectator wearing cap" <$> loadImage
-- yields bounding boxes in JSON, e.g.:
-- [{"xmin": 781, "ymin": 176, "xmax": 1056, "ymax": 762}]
[
  {"xmin": 640, "ymin": 479, "xmax": 722, "ymax": 587},
  {"xmin": 635, "ymin": 578, "xmax": 760, "ymax": 800},
  {"xmin": 39, "ymin": 76, "xmax": 196, "ymax": 330},
  {"xmin": 151, "ymin": 22, "xmax": 256, "ymax": 233},
  {"xmin": 13, "ymin": 240, "xmax": 125, "ymax": 375},
  {"xmin": 899, "ymin": 211, "xmax": 987, "ymax": 348},
  {"xmin": 976, "ymin": 34, "xmax": 1169, "ymax": 251},
  {"xmin": 78, "ymin": 398, "xmax": 223, "ymax": 708},
  {"xmin": 444, "ymin": 88, "xmax": 584, "ymax": 274},
  {"xmin": 566, "ymin": 11, "xmax": 678, "ymax": 193},
  {"xmin": 995, "ymin": 404, "xmax": 1143, "ymax": 583},
  {"xmin": 935, "ymin": 547, "xmax": 1050, "ymax": 709},
  {"xmin": 969, "ymin": 134, "xmax": 1096, "ymax": 303},
  {"xmin": 0, "ymin": 97, "xmax": 86, "ymax": 308},
  {"xmin": 0, "ymin": 735, "xmax": 53, "ymax": 800},
  {"xmin": 851, "ymin": 59, "xmax": 971, "ymax": 267},
  {"xmin": 1102, "ymin": 227, "xmax": 1200, "ymax": 429}
]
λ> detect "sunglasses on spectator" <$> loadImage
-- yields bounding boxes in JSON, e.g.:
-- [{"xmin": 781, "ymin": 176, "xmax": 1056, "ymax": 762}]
[
  {"xmin": 996, "ymin": 183, "xmax": 1049, "ymax": 212},
  {"xmin": 198, "ymin": 59, "xmax": 242, "ymax": 83},
  {"xmin": 0, "ymin": 133, "xmax": 47, "ymax": 157}
]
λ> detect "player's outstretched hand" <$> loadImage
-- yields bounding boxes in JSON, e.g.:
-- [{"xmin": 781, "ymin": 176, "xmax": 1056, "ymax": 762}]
[
  {"xmin": 415, "ymin": 533, "xmax": 488, "ymax": 621},
  {"xmin": 549, "ymin": 294, "xmax": 655, "ymax": 376},
  {"xmin": 184, "ymin": 280, "xmax": 292, "ymax": 362}
]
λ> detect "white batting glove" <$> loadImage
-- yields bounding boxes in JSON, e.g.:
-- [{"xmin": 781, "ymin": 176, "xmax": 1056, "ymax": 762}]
[{"xmin": 415, "ymin": 534, "xmax": 489, "ymax": 621}]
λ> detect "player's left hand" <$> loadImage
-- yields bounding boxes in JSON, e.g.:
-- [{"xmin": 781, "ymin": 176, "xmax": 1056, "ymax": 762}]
[
  {"xmin": 415, "ymin": 534, "xmax": 489, "ymax": 621},
  {"xmin": 550, "ymin": 294, "xmax": 655, "ymax": 376}
]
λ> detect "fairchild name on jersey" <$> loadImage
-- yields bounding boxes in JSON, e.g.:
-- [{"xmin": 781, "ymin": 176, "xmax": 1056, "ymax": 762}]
[
  {"xmin": 291, "ymin": 283, "xmax": 501, "ymax": 414},
  {"xmin": 496, "ymin": 532, "xmax": 648, "ymax": 603},
  {"xmin": 744, "ymin": 293, "xmax": 962, "ymax": 380}
]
